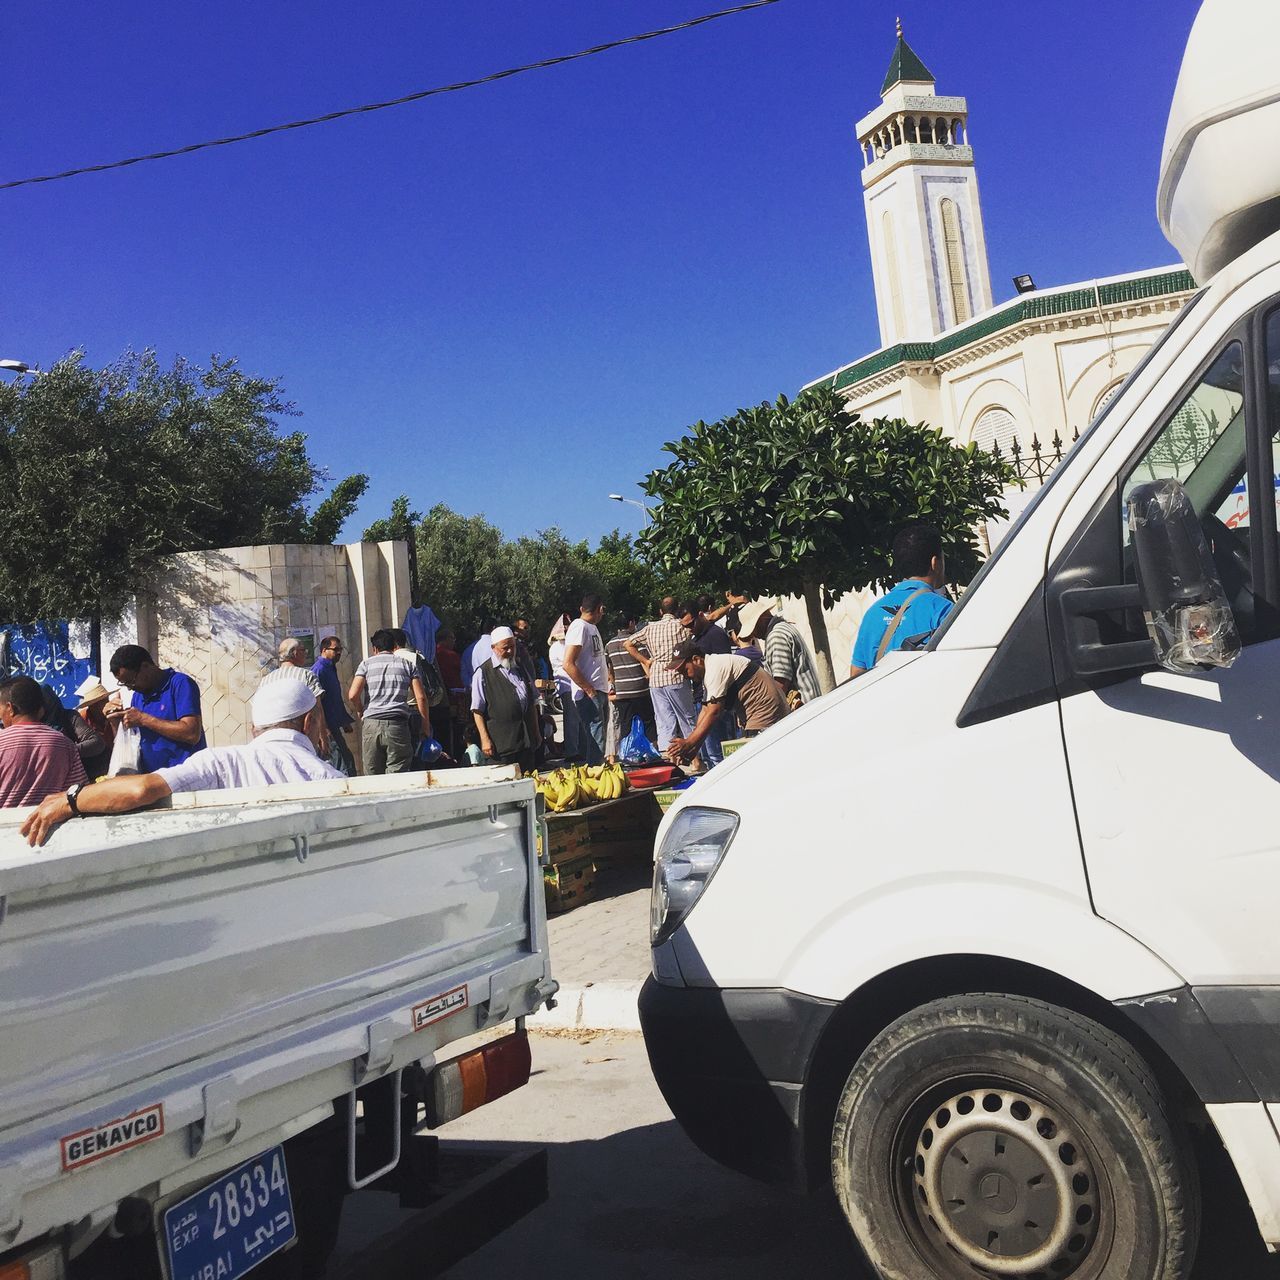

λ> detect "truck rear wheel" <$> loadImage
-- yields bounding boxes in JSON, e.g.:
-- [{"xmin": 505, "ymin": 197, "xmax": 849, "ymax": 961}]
[{"xmin": 830, "ymin": 994, "xmax": 1198, "ymax": 1280}]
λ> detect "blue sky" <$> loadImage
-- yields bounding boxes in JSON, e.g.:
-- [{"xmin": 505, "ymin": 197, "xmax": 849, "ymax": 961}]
[{"xmin": 4, "ymin": 0, "xmax": 1200, "ymax": 543}]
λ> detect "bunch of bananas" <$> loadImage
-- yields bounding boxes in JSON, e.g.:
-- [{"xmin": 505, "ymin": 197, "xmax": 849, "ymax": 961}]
[
  {"xmin": 577, "ymin": 763, "xmax": 629, "ymax": 803},
  {"xmin": 533, "ymin": 763, "xmax": 629, "ymax": 812}
]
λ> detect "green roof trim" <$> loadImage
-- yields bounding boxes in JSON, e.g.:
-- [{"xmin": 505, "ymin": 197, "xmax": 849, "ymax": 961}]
[
  {"xmin": 812, "ymin": 268, "xmax": 1197, "ymax": 396},
  {"xmin": 881, "ymin": 34, "xmax": 934, "ymax": 95}
]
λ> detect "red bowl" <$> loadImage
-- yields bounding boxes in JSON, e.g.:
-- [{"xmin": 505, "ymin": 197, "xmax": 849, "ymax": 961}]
[{"xmin": 626, "ymin": 764, "xmax": 680, "ymax": 788}]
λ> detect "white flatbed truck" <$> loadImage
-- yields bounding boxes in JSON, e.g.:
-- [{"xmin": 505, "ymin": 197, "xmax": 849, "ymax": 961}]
[{"xmin": 0, "ymin": 766, "xmax": 556, "ymax": 1280}]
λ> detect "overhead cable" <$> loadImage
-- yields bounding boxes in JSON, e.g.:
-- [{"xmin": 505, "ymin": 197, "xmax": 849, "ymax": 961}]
[{"xmin": 0, "ymin": 0, "xmax": 783, "ymax": 193}]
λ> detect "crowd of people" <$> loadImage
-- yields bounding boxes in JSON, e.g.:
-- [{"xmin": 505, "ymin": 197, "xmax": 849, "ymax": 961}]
[{"xmin": 4, "ymin": 521, "xmax": 954, "ymax": 847}]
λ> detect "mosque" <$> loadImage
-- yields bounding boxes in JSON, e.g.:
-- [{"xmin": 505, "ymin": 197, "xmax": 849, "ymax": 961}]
[
  {"xmin": 802, "ymin": 23, "xmax": 1196, "ymax": 467},
  {"xmin": 778, "ymin": 24, "xmax": 1198, "ymax": 664}
]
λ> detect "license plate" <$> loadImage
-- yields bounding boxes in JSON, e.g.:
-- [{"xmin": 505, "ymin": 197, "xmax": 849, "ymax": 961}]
[{"xmin": 162, "ymin": 1145, "xmax": 296, "ymax": 1280}]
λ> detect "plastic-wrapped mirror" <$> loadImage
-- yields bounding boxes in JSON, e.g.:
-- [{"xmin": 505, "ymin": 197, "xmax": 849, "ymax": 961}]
[{"xmin": 1127, "ymin": 478, "xmax": 1240, "ymax": 673}]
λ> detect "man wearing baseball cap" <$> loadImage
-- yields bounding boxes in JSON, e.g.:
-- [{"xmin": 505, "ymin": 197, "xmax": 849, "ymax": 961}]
[
  {"xmin": 20, "ymin": 678, "xmax": 343, "ymax": 847},
  {"xmin": 663, "ymin": 639, "xmax": 789, "ymax": 766}
]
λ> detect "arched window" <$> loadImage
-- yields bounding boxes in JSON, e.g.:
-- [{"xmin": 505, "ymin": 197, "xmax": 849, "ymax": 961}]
[
  {"xmin": 882, "ymin": 212, "xmax": 906, "ymax": 339},
  {"xmin": 940, "ymin": 198, "xmax": 971, "ymax": 325},
  {"xmin": 971, "ymin": 407, "xmax": 1018, "ymax": 456}
]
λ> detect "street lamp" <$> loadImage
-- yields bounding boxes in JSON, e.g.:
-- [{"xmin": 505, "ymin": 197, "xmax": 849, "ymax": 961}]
[
  {"xmin": 0, "ymin": 359, "xmax": 37, "ymax": 377},
  {"xmin": 608, "ymin": 493, "xmax": 654, "ymax": 521}
]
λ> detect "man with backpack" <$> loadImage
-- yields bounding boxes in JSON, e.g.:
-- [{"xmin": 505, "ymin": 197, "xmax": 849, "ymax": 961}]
[{"xmin": 849, "ymin": 523, "xmax": 954, "ymax": 679}]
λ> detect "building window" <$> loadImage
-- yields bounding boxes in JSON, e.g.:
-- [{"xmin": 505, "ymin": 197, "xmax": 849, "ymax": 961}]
[
  {"xmin": 971, "ymin": 406, "xmax": 1018, "ymax": 456},
  {"xmin": 882, "ymin": 212, "xmax": 907, "ymax": 339},
  {"xmin": 940, "ymin": 198, "xmax": 971, "ymax": 325}
]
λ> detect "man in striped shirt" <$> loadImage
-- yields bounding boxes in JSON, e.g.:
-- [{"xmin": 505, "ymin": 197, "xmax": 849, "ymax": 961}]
[
  {"xmin": 605, "ymin": 617, "xmax": 655, "ymax": 757},
  {"xmin": 258, "ymin": 637, "xmax": 329, "ymax": 756},
  {"xmin": 740, "ymin": 599, "xmax": 824, "ymax": 707},
  {"xmin": 0, "ymin": 676, "xmax": 86, "ymax": 808},
  {"xmin": 624, "ymin": 597, "xmax": 696, "ymax": 752}
]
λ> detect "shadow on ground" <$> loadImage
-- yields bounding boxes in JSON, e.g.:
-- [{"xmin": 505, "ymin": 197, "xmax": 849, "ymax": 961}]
[{"xmin": 335, "ymin": 1114, "xmax": 1280, "ymax": 1280}]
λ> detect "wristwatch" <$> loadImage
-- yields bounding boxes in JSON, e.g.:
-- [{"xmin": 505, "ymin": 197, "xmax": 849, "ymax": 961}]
[{"xmin": 66, "ymin": 782, "xmax": 88, "ymax": 817}]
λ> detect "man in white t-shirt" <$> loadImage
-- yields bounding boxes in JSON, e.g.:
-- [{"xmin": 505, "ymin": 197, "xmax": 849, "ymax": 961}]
[{"xmin": 562, "ymin": 593, "xmax": 609, "ymax": 766}]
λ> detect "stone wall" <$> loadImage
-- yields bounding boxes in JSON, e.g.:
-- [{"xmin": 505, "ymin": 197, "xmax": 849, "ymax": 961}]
[{"xmin": 102, "ymin": 540, "xmax": 411, "ymax": 748}]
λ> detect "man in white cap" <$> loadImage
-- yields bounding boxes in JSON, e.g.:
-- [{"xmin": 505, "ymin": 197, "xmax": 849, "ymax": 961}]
[
  {"xmin": 470, "ymin": 626, "xmax": 539, "ymax": 773},
  {"xmin": 20, "ymin": 679, "xmax": 343, "ymax": 847}
]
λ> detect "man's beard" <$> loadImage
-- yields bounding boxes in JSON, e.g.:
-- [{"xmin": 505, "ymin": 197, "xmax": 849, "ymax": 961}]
[{"xmin": 498, "ymin": 656, "xmax": 514, "ymax": 670}]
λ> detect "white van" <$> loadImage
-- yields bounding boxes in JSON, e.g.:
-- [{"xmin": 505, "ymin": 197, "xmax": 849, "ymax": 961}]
[{"xmin": 640, "ymin": 3, "xmax": 1280, "ymax": 1277}]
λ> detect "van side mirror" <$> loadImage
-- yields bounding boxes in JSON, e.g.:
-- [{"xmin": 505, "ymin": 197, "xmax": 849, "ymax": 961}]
[{"xmin": 1127, "ymin": 478, "xmax": 1240, "ymax": 673}]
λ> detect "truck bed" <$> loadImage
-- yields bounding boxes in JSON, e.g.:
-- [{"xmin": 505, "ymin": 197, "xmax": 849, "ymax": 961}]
[{"xmin": 0, "ymin": 768, "xmax": 555, "ymax": 1257}]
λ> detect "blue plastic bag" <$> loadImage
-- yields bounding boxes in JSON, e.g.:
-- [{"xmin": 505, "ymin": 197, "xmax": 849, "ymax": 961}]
[{"xmin": 619, "ymin": 715, "xmax": 662, "ymax": 765}]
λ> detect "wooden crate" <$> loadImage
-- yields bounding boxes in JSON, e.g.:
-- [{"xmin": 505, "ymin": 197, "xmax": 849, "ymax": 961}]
[
  {"xmin": 587, "ymin": 790, "xmax": 663, "ymax": 864},
  {"xmin": 543, "ymin": 855, "xmax": 597, "ymax": 914}
]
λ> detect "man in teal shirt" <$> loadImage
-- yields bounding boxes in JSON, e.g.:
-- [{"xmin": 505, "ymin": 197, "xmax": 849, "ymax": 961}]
[{"xmin": 850, "ymin": 524, "xmax": 953, "ymax": 679}]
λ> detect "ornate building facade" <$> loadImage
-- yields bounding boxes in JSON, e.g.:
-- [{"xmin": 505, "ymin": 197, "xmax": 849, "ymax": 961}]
[{"xmin": 780, "ymin": 26, "xmax": 1198, "ymax": 666}]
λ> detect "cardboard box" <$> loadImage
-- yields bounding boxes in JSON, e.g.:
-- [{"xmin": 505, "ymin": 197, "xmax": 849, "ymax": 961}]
[
  {"xmin": 541, "ymin": 812, "xmax": 592, "ymax": 865},
  {"xmin": 544, "ymin": 855, "xmax": 597, "ymax": 914}
]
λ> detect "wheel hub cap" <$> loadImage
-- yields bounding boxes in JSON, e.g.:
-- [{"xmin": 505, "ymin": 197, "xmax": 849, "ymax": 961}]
[{"xmin": 912, "ymin": 1087, "xmax": 1099, "ymax": 1276}]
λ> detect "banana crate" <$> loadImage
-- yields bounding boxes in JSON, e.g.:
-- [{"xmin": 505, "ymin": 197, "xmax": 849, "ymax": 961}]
[
  {"xmin": 539, "ymin": 812, "xmax": 592, "ymax": 866},
  {"xmin": 543, "ymin": 855, "xmax": 597, "ymax": 914}
]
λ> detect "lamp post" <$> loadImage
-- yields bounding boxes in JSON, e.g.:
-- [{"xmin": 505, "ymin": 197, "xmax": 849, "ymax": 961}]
[
  {"xmin": 607, "ymin": 493, "xmax": 654, "ymax": 522},
  {"xmin": 0, "ymin": 359, "xmax": 39, "ymax": 377}
]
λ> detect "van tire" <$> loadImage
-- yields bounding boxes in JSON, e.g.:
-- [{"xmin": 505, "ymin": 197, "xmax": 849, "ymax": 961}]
[{"xmin": 830, "ymin": 993, "xmax": 1198, "ymax": 1280}]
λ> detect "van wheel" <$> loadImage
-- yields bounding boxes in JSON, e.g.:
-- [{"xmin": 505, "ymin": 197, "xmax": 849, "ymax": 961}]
[{"xmin": 830, "ymin": 994, "xmax": 1198, "ymax": 1280}]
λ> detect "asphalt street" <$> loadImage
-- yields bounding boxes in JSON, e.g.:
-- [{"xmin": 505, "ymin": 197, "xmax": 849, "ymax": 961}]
[{"xmin": 330, "ymin": 1031, "xmax": 1280, "ymax": 1280}]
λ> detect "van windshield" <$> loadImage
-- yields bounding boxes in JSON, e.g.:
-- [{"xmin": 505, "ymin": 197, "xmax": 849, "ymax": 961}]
[{"xmin": 927, "ymin": 289, "xmax": 1204, "ymax": 647}]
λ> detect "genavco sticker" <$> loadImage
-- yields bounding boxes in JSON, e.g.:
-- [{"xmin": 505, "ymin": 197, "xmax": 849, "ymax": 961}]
[
  {"xmin": 61, "ymin": 1103, "xmax": 165, "ymax": 1171},
  {"xmin": 411, "ymin": 985, "xmax": 468, "ymax": 1031}
]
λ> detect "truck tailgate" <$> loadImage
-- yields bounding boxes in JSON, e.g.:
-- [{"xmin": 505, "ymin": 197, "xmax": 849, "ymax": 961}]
[{"xmin": 0, "ymin": 772, "xmax": 553, "ymax": 1251}]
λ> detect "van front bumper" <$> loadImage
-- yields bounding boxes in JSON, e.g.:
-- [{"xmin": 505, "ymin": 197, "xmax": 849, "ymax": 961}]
[{"xmin": 638, "ymin": 976, "xmax": 837, "ymax": 1189}]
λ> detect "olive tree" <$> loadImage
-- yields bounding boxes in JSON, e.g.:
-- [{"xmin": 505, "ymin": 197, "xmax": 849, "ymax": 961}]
[{"xmin": 0, "ymin": 349, "xmax": 365, "ymax": 623}]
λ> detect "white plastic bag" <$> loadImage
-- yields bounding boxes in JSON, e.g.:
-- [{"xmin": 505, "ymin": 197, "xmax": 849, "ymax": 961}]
[{"xmin": 108, "ymin": 725, "xmax": 142, "ymax": 776}]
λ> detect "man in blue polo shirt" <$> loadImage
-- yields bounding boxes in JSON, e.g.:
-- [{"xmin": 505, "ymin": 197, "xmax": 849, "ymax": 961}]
[
  {"xmin": 107, "ymin": 644, "xmax": 207, "ymax": 772},
  {"xmin": 850, "ymin": 524, "xmax": 954, "ymax": 679}
]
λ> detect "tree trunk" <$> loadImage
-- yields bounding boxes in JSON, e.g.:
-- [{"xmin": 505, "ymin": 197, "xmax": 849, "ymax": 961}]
[{"xmin": 802, "ymin": 581, "xmax": 837, "ymax": 694}]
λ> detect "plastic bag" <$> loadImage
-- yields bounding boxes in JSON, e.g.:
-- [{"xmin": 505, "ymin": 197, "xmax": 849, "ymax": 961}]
[
  {"xmin": 108, "ymin": 725, "xmax": 142, "ymax": 776},
  {"xmin": 619, "ymin": 716, "xmax": 662, "ymax": 766}
]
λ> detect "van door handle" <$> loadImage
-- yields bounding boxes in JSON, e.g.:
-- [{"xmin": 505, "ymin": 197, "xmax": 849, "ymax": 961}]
[{"xmin": 1058, "ymin": 584, "xmax": 1154, "ymax": 675}]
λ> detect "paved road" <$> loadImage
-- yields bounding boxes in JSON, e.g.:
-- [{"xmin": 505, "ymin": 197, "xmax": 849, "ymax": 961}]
[{"xmin": 331, "ymin": 1031, "xmax": 1280, "ymax": 1279}]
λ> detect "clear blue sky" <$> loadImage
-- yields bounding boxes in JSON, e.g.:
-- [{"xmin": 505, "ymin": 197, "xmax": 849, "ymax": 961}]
[{"xmin": 4, "ymin": 0, "xmax": 1200, "ymax": 543}]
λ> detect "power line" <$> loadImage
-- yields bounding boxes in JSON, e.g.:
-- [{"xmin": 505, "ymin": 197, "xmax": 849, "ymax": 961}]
[{"xmin": 0, "ymin": 0, "xmax": 784, "ymax": 193}]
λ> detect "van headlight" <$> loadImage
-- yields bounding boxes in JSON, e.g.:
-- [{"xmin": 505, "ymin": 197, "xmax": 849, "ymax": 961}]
[{"xmin": 651, "ymin": 806, "xmax": 739, "ymax": 946}]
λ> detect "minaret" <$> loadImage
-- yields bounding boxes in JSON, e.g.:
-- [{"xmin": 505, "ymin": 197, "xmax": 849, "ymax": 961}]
[{"xmin": 856, "ymin": 20, "xmax": 994, "ymax": 344}]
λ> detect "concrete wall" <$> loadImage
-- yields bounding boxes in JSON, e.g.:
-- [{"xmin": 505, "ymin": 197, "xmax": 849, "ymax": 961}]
[{"xmin": 102, "ymin": 540, "xmax": 412, "ymax": 748}]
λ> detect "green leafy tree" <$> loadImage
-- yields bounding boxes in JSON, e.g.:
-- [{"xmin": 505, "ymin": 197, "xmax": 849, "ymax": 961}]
[
  {"xmin": 586, "ymin": 530, "xmax": 711, "ymax": 624},
  {"xmin": 361, "ymin": 499, "xmax": 708, "ymax": 648},
  {"xmin": 0, "ymin": 350, "xmax": 365, "ymax": 623},
  {"xmin": 363, "ymin": 495, "xmax": 421, "ymax": 545},
  {"xmin": 640, "ymin": 387, "xmax": 1017, "ymax": 692},
  {"xmin": 304, "ymin": 473, "xmax": 369, "ymax": 544}
]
